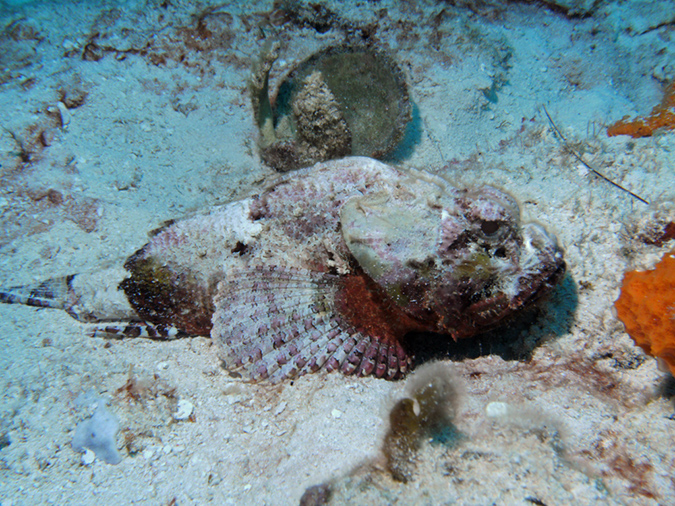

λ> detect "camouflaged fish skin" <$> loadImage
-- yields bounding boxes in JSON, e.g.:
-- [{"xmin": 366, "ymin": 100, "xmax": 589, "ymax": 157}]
[{"xmin": 0, "ymin": 157, "xmax": 565, "ymax": 383}]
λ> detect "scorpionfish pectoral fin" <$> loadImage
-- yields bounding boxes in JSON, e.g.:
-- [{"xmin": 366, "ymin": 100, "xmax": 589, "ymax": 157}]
[{"xmin": 211, "ymin": 265, "xmax": 413, "ymax": 383}]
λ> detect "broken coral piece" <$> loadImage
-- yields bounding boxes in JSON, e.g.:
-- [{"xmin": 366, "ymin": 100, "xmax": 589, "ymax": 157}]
[
  {"xmin": 614, "ymin": 250, "xmax": 675, "ymax": 376},
  {"xmin": 291, "ymin": 71, "xmax": 352, "ymax": 165},
  {"xmin": 607, "ymin": 81, "xmax": 675, "ymax": 138}
]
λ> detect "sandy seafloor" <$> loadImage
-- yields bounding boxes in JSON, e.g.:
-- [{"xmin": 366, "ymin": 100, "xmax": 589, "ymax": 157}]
[{"xmin": 0, "ymin": 0, "xmax": 674, "ymax": 504}]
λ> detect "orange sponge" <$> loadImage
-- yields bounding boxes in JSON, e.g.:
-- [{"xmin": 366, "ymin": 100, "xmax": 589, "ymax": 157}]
[
  {"xmin": 614, "ymin": 251, "xmax": 675, "ymax": 376},
  {"xmin": 607, "ymin": 82, "xmax": 675, "ymax": 138}
]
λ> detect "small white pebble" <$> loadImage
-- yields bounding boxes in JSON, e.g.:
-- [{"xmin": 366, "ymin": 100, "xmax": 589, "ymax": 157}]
[
  {"xmin": 227, "ymin": 396, "xmax": 242, "ymax": 405},
  {"xmin": 273, "ymin": 401, "xmax": 287, "ymax": 416},
  {"xmin": 331, "ymin": 409, "xmax": 342, "ymax": 419},
  {"xmin": 82, "ymin": 449, "xmax": 95, "ymax": 465},
  {"xmin": 162, "ymin": 445, "xmax": 172, "ymax": 454},
  {"xmin": 157, "ymin": 361, "xmax": 169, "ymax": 370},
  {"xmin": 174, "ymin": 399, "xmax": 194, "ymax": 421},
  {"xmin": 486, "ymin": 401, "xmax": 509, "ymax": 418},
  {"xmin": 56, "ymin": 101, "xmax": 70, "ymax": 127},
  {"xmin": 143, "ymin": 449, "xmax": 154, "ymax": 460},
  {"xmin": 412, "ymin": 398, "xmax": 421, "ymax": 417}
]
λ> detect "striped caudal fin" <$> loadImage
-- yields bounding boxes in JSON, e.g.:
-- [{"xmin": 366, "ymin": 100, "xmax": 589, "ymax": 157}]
[{"xmin": 0, "ymin": 276, "xmax": 73, "ymax": 310}]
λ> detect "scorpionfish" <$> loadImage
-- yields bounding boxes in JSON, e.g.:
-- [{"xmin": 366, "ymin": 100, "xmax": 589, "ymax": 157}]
[{"xmin": 0, "ymin": 157, "xmax": 565, "ymax": 382}]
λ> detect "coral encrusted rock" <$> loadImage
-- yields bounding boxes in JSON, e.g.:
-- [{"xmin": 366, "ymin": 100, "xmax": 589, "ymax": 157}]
[{"xmin": 250, "ymin": 44, "xmax": 411, "ymax": 171}]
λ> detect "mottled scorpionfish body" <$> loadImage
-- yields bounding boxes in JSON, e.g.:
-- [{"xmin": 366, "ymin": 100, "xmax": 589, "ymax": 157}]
[{"xmin": 0, "ymin": 158, "xmax": 565, "ymax": 382}]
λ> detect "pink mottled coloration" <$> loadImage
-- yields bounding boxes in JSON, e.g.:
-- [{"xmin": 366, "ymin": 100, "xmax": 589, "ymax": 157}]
[{"xmin": 0, "ymin": 157, "xmax": 565, "ymax": 383}]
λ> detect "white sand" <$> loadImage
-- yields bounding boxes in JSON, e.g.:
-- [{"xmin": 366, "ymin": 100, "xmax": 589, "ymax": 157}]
[{"xmin": 0, "ymin": 0, "xmax": 674, "ymax": 504}]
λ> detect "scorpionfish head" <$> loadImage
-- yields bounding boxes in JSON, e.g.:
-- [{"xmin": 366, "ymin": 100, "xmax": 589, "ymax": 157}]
[{"xmin": 340, "ymin": 171, "xmax": 565, "ymax": 340}]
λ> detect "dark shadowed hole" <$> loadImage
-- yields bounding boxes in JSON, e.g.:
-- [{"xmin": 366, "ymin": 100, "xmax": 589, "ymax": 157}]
[{"xmin": 480, "ymin": 220, "xmax": 501, "ymax": 236}]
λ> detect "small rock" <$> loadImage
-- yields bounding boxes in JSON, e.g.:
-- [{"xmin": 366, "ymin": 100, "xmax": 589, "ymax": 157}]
[
  {"xmin": 82, "ymin": 449, "xmax": 96, "ymax": 465},
  {"xmin": 486, "ymin": 401, "xmax": 509, "ymax": 418},
  {"xmin": 174, "ymin": 399, "xmax": 194, "ymax": 421}
]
